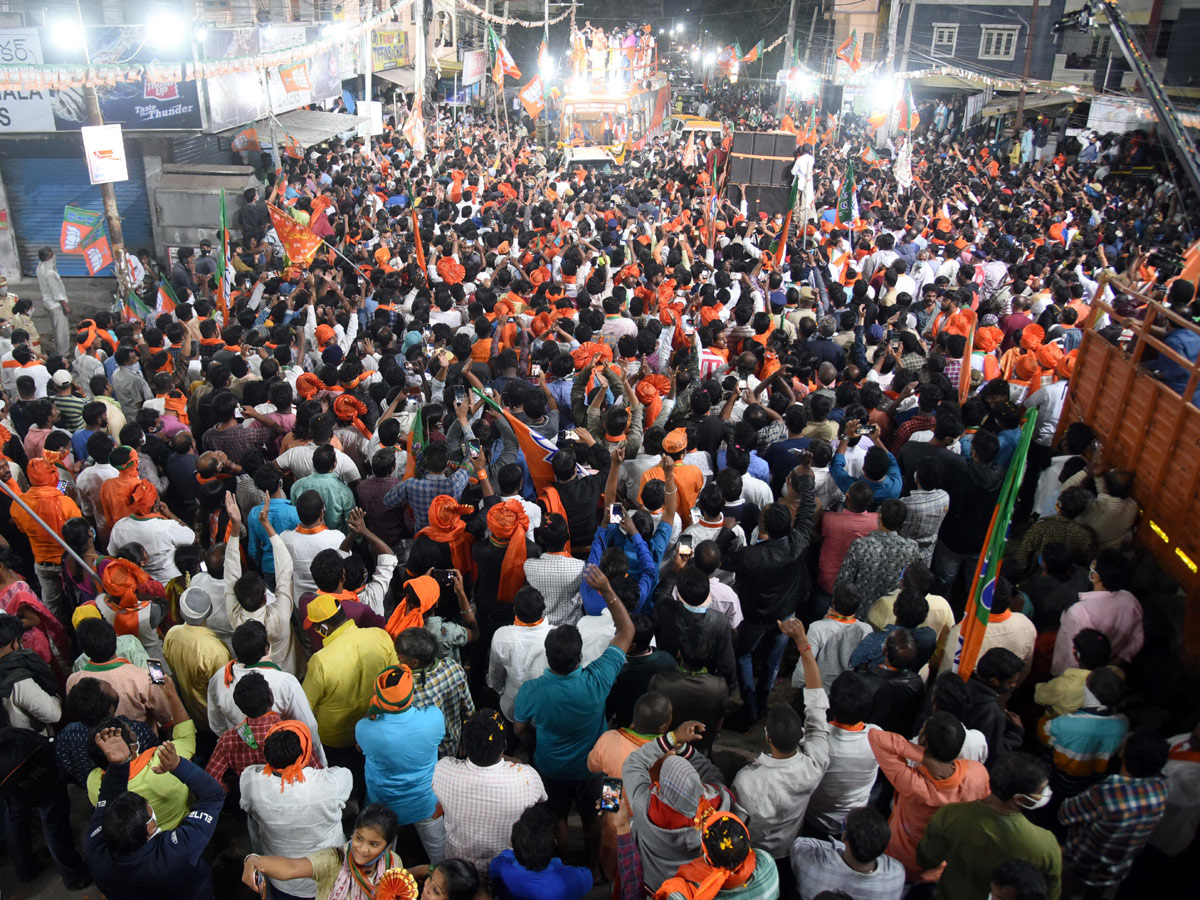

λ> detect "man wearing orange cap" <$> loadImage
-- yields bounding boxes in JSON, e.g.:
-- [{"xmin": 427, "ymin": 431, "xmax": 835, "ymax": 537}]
[
  {"xmin": 98, "ymin": 445, "xmax": 153, "ymax": 549},
  {"xmin": 638, "ymin": 430, "xmax": 703, "ymax": 529},
  {"xmin": 1020, "ymin": 348, "xmax": 1075, "ymax": 516},
  {"xmin": 108, "ymin": 481, "xmax": 196, "ymax": 585}
]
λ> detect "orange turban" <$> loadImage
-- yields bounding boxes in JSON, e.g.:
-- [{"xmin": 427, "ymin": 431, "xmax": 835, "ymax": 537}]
[
  {"xmin": 531, "ymin": 312, "xmax": 553, "ymax": 338},
  {"xmin": 114, "ymin": 447, "xmax": 139, "ymax": 472},
  {"xmin": 128, "ymin": 480, "xmax": 159, "ymax": 516},
  {"xmin": 973, "ymin": 325, "xmax": 1003, "ymax": 353},
  {"xmin": 315, "ymin": 324, "xmax": 336, "ymax": 347},
  {"xmin": 1019, "ymin": 324, "xmax": 1045, "ymax": 350},
  {"xmin": 416, "ymin": 495, "xmax": 476, "ymax": 578},
  {"xmin": 26, "ymin": 457, "xmax": 59, "ymax": 487},
  {"xmin": 24, "ymin": 458, "xmax": 68, "ymax": 544},
  {"xmin": 1036, "ymin": 343, "xmax": 1064, "ymax": 370},
  {"xmin": 487, "ymin": 500, "xmax": 530, "ymax": 604},
  {"xmin": 101, "ymin": 558, "xmax": 151, "ymax": 609},
  {"xmin": 161, "ymin": 390, "xmax": 189, "ymax": 425},
  {"xmin": 1014, "ymin": 355, "xmax": 1041, "ymax": 380},
  {"xmin": 262, "ymin": 720, "xmax": 313, "ymax": 791},
  {"xmin": 385, "ymin": 577, "xmax": 441, "ymax": 638},
  {"xmin": 699, "ymin": 307, "xmax": 722, "ymax": 326},
  {"xmin": 368, "ymin": 665, "xmax": 415, "ymax": 717},
  {"xmin": 1056, "ymin": 353, "xmax": 1077, "ymax": 380},
  {"xmin": 296, "ymin": 373, "xmax": 324, "ymax": 400},
  {"xmin": 332, "ymin": 394, "xmax": 371, "ymax": 440}
]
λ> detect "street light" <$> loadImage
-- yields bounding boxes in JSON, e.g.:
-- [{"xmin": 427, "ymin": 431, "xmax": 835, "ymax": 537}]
[
  {"xmin": 52, "ymin": 17, "xmax": 86, "ymax": 51},
  {"xmin": 691, "ymin": 49, "xmax": 700, "ymax": 61},
  {"xmin": 704, "ymin": 52, "xmax": 716, "ymax": 65},
  {"xmin": 149, "ymin": 14, "xmax": 187, "ymax": 46}
]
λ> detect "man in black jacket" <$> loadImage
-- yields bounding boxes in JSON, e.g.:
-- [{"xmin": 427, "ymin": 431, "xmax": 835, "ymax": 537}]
[
  {"xmin": 84, "ymin": 730, "xmax": 224, "ymax": 900},
  {"xmin": 653, "ymin": 565, "xmax": 737, "ymax": 689},
  {"xmin": 964, "ymin": 647, "xmax": 1026, "ymax": 767},
  {"xmin": 859, "ymin": 628, "xmax": 926, "ymax": 737},
  {"xmin": 718, "ymin": 454, "xmax": 816, "ymax": 724}
]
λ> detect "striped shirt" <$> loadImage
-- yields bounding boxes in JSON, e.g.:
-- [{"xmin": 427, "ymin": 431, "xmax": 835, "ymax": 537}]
[{"xmin": 1059, "ymin": 773, "xmax": 1169, "ymax": 886}]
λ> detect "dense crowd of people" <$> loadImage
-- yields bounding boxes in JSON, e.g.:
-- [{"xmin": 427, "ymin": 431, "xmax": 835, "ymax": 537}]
[{"xmin": 0, "ymin": 75, "xmax": 1197, "ymax": 900}]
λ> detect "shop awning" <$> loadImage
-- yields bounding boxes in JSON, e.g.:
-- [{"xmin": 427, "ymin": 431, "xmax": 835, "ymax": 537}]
[
  {"xmin": 220, "ymin": 108, "xmax": 366, "ymax": 149},
  {"xmin": 981, "ymin": 92, "xmax": 1080, "ymax": 118},
  {"xmin": 375, "ymin": 67, "xmax": 417, "ymax": 91},
  {"xmin": 433, "ymin": 58, "xmax": 463, "ymax": 75}
]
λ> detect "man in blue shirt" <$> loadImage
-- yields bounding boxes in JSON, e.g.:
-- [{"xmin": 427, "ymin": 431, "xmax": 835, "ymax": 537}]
[
  {"xmin": 830, "ymin": 421, "xmax": 902, "ymax": 508},
  {"xmin": 71, "ymin": 401, "xmax": 109, "ymax": 462},
  {"xmin": 513, "ymin": 565, "xmax": 634, "ymax": 878},
  {"xmin": 490, "ymin": 802, "xmax": 593, "ymax": 900},
  {"xmin": 356, "ymin": 666, "xmax": 446, "ymax": 863},
  {"xmin": 246, "ymin": 467, "xmax": 300, "ymax": 589},
  {"xmin": 1154, "ymin": 319, "xmax": 1200, "ymax": 404}
]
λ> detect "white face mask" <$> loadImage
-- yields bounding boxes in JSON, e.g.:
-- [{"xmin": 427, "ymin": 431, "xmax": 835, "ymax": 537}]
[{"xmin": 1016, "ymin": 786, "xmax": 1052, "ymax": 810}]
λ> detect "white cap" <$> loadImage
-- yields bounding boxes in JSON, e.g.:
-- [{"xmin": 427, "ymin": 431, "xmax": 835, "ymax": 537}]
[{"xmin": 51, "ymin": 370, "xmax": 74, "ymax": 388}]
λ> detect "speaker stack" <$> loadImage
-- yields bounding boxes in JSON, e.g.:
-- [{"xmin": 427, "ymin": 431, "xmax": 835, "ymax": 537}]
[{"xmin": 725, "ymin": 131, "xmax": 796, "ymax": 219}]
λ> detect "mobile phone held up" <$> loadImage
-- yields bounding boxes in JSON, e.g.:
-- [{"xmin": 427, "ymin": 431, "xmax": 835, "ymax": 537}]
[
  {"xmin": 146, "ymin": 659, "xmax": 166, "ymax": 685},
  {"xmin": 609, "ymin": 502, "xmax": 623, "ymax": 525},
  {"xmin": 600, "ymin": 777, "xmax": 624, "ymax": 812},
  {"xmin": 678, "ymin": 534, "xmax": 694, "ymax": 557}
]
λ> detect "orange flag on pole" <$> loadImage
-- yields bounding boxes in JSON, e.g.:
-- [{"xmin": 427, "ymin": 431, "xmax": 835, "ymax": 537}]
[
  {"xmin": 411, "ymin": 208, "xmax": 426, "ymax": 273},
  {"xmin": 267, "ymin": 205, "xmax": 323, "ymax": 265}
]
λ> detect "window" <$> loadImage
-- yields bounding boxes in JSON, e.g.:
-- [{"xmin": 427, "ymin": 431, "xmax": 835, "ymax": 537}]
[
  {"xmin": 861, "ymin": 31, "xmax": 875, "ymax": 60},
  {"xmin": 932, "ymin": 24, "xmax": 958, "ymax": 58},
  {"xmin": 979, "ymin": 26, "xmax": 1020, "ymax": 61}
]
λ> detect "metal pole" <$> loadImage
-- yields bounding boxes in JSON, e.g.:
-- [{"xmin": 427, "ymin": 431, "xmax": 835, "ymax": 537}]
[
  {"xmin": 900, "ymin": 0, "xmax": 919, "ymax": 71},
  {"xmin": 0, "ymin": 477, "xmax": 102, "ymax": 583},
  {"xmin": 802, "ymin": 5, "xmax": 818, "ymax": 67},
  {"xmin": 1013, "ymin": 0, "xmax": 1041, "ymax": 139},
  {"xmin": 885, "ymin": 0, "xmax": 903, "ymax": 72},
  {"xmin": 74, "ymin": 0, "xmax": 131, "ymax": 300},
  {"xmin": 778, "ymin": 0, "xmax": 797, "ymax": 115},
  {"xmin": 502, "ymin": 1, "xmax": 510, "ymax": 41}
]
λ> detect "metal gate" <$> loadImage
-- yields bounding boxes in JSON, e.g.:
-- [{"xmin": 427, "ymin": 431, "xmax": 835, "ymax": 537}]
[{"xmin": 2, "ymin": 151, "xmax": 152, "ymax": 278}]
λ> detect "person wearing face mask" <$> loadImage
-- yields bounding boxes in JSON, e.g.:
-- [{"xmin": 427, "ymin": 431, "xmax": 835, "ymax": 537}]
[
  {"xmin": 916, "ymin": 752, "xmax": 1062, "ymax": 899},
  {"xmin": 1051, "ymin": 550, "xmax": 1143, "ymax": 677},
  {"xmin": 84, "ymin": 713, "xmax": 223, "ymax": 900}
]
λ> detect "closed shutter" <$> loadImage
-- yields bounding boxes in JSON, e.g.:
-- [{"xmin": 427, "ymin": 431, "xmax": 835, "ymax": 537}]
[
  {"xmin": 2, "ymin": 151, "xmax": 152, "ymax": 278},
  {"xmin": 170, "ymin": 133, "xmax": 228, "ymax": 165}
]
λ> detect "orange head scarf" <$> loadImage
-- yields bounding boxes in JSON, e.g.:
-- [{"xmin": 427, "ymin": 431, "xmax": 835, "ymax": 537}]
[
  {"xmin": 385, "ymin": 576, "xmax": 441, "ymax": 638},
  {"xmin": 315, "ymin": 324, "xmax": 336, "ymax": 348},
  {"xmin": 261, "ymin": 720, "xmax": 314, "ymax": 792},
  {"xmin": 367, "ymin": 665, "xmax": 415, "ymax": 718},
  {"xmin": 24, "ymin": 458, "xmax": 68, "ymax": 543},
  {"xmin": 114, "ymin": 447, "xmax": 139, "ymax": 472},
  {"xmin": 1056, "ymin": 352, "xmax": 1077, "ymax": 380},
  {"xmin": 655, "ymin": 812, "xmax": 758, "ymax": 900},
  {"xmin": 416, "ymin": 496, "xmax": 475, "ymax": 578},
  {"xmin": 635, "ymin": 379, "xmax": 664, "ymax": 430},
  {"xmin": 160, "ymin": 390, "xmax": 189, "ymax": 425},
  {"xmin": 487, "ymin": 500, "xmax": 530, "ymax": 604},
  {"xmin": 101, "ymin": 558, "xmax": 151, "ymax": 608},
  {"xmin": 332, "ymin": 394, "xmax": 372, "ymax": 440},
  {"xmin": 1036, "ymin": 343, "xmax": 1064, "ymax": 372}
]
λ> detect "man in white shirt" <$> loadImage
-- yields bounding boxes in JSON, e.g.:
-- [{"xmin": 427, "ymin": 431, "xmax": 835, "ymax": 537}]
[
  {"xmin": 241, "ymin": 724, "xmax": 350, "ymax": 898},
  {"xmin": 488, "ymin": 589, "xmax": 552, "ymax": 721},
  {"xmin": 276, "ymin": 438, "xmax": 361, "ymax": 485},
  {"xmin": 734, "ymin": 619, "xmax": 830, "ymax": 863},
  {"xmin": 108, "ymin": 504, "xmax": 196, "ymax": 584},
  {"xmin": 75, "ymin": 434, "xmax": 119, "ymax": 535},
  {"xmin": 279, "ymin": 491, "xmax": 350, "ymax": 598},
  {"xmin": 805, "ymin": 670, "xmax": 882, "ymax": 837},
  {"xmin": 207, "ymin": 620, "xmax": 326, "ymax": 765}
]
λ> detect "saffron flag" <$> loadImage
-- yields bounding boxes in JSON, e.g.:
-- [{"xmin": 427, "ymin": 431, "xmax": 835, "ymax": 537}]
[
  {"xmin": 836, "ymin": 159, "xmax": 859, "ymax": 228},
  {"xmin": 267, "ymin": 204, "xmax": 323, "ymax": 266},
  {"xmin": 519, "ymin": 75, "xmax": 546, "ymax": 120},
  {"xmin": 402, "ymin": 104, "xmax": 426, "ymax": 157},
  {"xmin": 81, "ymin": 229, "xmax": 112, "ymax": 276},
  {"xmin": 489, "ymin": 26, "xmax": 521, "ymax": 80},
  {"xmin": 121, "ymin": 290, "xmax": 153, "ymax": 323},
  {"xmin": 278, "ymin": 61, "xmax": 311, "ymax": 93},
  {"xmin": 156, "ymin": 281, "xmax": 178, "ymax": 315},
  {"xmin": 896, "ymin": 81, "xmax": 920, "ymax": 130},
  {"xmin": 60, "ymin": 205, "xmax": 102, "ymax": 254},
  {"xmin": 682, "ymin": 131, "xmax": 698, "ymax": 168},
  {"xmin": 952, "ymin": 412, "xmax": 1038, "ymax": 679},
  {"xmin": 836, "ymin": 30, "xmax": 862, "ymax": 72},
  {"xmin": 776, "ymin": 174, "xmax": 800, "ymax": 267},
  {"xmin": 474, "ymin": 389, "xmax": 583, "ymax": 493},
  {"xmin": 861, "ymin": 144, "xmax": 881, "ymax": 167},
  {"xmin": 404, "ymin": 408, "xmax": 425, "ymax": 479},
  {"xmin": 716, "ymin": 45, "xmax": 738, "ymax": 73},
  {"xmin": 217, "ymin": 190, "xmax": 234, "ymax": 322},
  {"xmin": 231, "ymin": 127, "xmax": 261, "ymax": 152},
  {"xmin": 797, "ymin": 106, "xmax": 818, "ymax": 147},
  {"xmin": 411, "ymin": 208, "xmax": 426, "ymax": 273},
  {"xmin": 741, "ymin": 40, "xmax": 764, "ymax": 64}
]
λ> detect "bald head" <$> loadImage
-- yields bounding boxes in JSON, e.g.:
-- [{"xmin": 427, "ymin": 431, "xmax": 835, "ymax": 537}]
[
  {"xmin": 196, "ymin": 451, "xmax": 222, "ymax": 477},
  {"xmin": 817, "ymin": 362, "xmax": 837, "ymax": 386},
  {"xmin": 205, "ymin": 543, "xmax": 226, "ymax": 580}
]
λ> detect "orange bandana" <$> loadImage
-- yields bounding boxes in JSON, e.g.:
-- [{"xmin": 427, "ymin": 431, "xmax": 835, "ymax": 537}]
[
  {"xmin": 486, "ymin": 500, "xmax": 530, "ymax": 604},
  {"xmin": 385, "ymin": 576, "xmax": 441, "ymax": 637},
  {"xmin": 261, "ymin": 720, "xmax": 314, "ymax": 792},
  {"xmin": 416, "ymin": 495, "xmax": 476, "ymax": 578}
]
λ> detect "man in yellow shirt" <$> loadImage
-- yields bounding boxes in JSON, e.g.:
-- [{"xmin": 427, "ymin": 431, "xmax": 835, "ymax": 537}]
[
  {"xmin": 301, "ymin": 593, "xmax": 398, "ymax": 790},
  {"xmin": 86, "ymin": 676, "xmax": 197, "ymax": 831},
  {"xmin": 162, "ymin": 585, "xmax": 231, "ymax": 727}
]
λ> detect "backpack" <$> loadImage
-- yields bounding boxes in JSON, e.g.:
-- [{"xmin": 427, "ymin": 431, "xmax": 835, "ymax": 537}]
[{"xmin": 0, "ymin": 727, "xmax": 58, "ymax": 802}]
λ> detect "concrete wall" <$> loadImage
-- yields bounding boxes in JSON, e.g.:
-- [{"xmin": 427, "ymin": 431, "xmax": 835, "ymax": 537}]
[{"xmin": 0, "ymin": 163, "xmax": 21, "ymax": 283}]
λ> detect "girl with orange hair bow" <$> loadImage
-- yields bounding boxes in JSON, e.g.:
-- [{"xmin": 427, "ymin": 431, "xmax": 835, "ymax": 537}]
[
  {"xmin": 415, "ymin": 495, "xmax": 476, "ymax": 579},
  {"xmin": 486, "ymin": 500, "xmax": 530, "ymax": 605}
]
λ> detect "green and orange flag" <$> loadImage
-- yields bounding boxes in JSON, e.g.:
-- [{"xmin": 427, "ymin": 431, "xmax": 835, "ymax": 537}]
[{"xmin": 836, "ymin": 30, "xmax": 862, "ymax": 72}]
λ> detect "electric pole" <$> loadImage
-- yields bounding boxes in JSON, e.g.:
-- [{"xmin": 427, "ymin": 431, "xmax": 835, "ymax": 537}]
[
  {"xmin": 1013, "ymin": 0, "xmax": 1041, "ymax": 138},
  {"xmin": 778, "ymin": 0, "xmax": 798, "ymax": 114}
]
